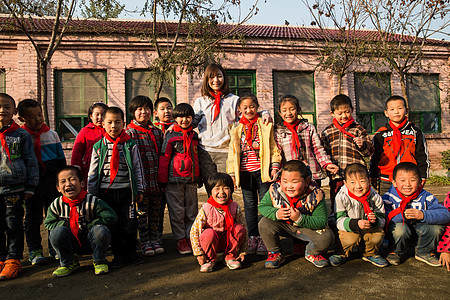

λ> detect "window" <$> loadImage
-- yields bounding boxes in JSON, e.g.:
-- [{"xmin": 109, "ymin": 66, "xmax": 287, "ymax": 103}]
[
  {"xmin": 407, "ymin": 74, "xmax": 440, "ymax": 133},
  {"xmin": 273, "ymin": 71, "xmax": 315, "ymax": 124},
  {"xmin": 354, "ymin": 72, "xmax": 391, "ymax": 133},
  {"xmin": 0, "ymin": 70, "xmax": 5, "ymax": 93},
  {"xmin": 125, "ymin": 69, "xmax": 176, "ymax": 122},
  {"xmin": 55, "ymin": 70, "xmax": 107, "ymax": 141},
  {"xmin": 227, "ymin": 70, "xmax": 256, "ymax": 97}
]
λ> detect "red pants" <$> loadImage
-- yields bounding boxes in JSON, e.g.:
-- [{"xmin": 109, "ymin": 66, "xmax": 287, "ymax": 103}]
[{"xmin": 200, "ymin": 224, "xmax": 246, "ymax": 261}]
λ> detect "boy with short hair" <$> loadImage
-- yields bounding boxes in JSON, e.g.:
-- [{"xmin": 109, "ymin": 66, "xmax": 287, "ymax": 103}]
[
  {"xmin": 329, "ymin": 163, "xmax": 388, "ymax": 268},
  {"xmin": 258, "ymin": 160, "xmax": 334, "ymax": 269},
  {"xmin": 0, "ymin": 93, "xmax": 39, "ymax": 280},
  {"xmin": 370, "ymin": 95, "xmax": 430, "ymax": 196},
  {"xmin": 153, "ymin": 97, "xmax": 174, "ymax": 134},
  {"xmin": 321, "ymin": 94, "xmax": 374, "ymax": 210},
  {"xmin": 126, "ymin": 95, "xmax": 165, "ymax": 256},
  {"xmin": 383, "ymin": 162, "xmax": 450, "ymax": 266},
  {"xmin": 18, "ymin": 99, "xmax": 66, "ymax": 265},
  {"xmin": 45, "ymin": 166, "xmax": 117, "ymax": 277},
  {"xmin": 88, "ymin": 107, "xmax": 145, "ymax": 268}
]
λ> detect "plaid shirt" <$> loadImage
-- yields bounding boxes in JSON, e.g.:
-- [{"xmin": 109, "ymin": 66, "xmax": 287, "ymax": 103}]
[
  {"xmin": 126, "ymin": 120, "xmax": 163, "ymax": 193},
  {"xmin": 321, "ymin": 121, "xmax": 374, "ymax": 179},
  {"xmin": 275, "ymin": 120, "xmax": 331, "ymax": 180}
]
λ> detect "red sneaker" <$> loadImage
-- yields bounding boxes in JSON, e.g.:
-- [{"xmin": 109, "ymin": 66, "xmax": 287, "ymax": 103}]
[
  {"xmin": 177, "ymin": 238, "xmax": 192, "ymax": 255},
  {"xmin": 0, "ymin": 259, "xmax": 21, "ymax": 280}
]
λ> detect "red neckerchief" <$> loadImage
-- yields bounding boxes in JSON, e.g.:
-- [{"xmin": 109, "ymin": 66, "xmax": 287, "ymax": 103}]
[
  {"xmin": 347, "ymin": 188, "xmax": 374, "ymax": 222},
  {"xmin": 173, "ymin": 124, "xmax": 193, "ymax": 158},
  {"xmin": 283, "ymin": 119, "xmax": 301, "ymax": 158},
  {"xmin": 210, "ymin": 91, "xmax": 222, "ymax": 124},
  {"xmin": 239, "ymin": 116, "xmax": 259, "ymax": 148},
  {"xmin": 61, "ymin": 190, "xmax": 88, "ymax": 246},
  {"xmin": 104, "ymin": 130, "xmax": 131, "ymax": 185},
  {"xmin": 207, "ymin": 196, "xmax": 235, "ymax": 251},
  {"xmin": 22, "ymin": 123, "xmax": 50, "ymax": 169},
  {"xmin": 154, "ymin": 121, "xmax": 173, "ymax": 134},
  {"xmin": 389, "ymin": 118, "xmax": 407, "ymax": 158},
  {"xmin": 0, "ymin": 121, "xmax": 20, "ymax": 163},
  {"xmin": 386, "ymin": 185, "xmax": 423, "ymax": 230},
  {"xmin": 127, "ymin": 121, "xmax": 159, "ymax": 155},
  {"xmin": 285, "ymin": 194, "xmax": 302, "ymax": 209},
  {"xmin": 333, "ymin": 117, "xmax": 356, "ymax": 138}
]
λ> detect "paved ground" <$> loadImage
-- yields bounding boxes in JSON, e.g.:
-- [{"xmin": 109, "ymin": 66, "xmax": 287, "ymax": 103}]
[{"xmin": 1, "ymin": 185, "xmax": 448, "ymax": 299}]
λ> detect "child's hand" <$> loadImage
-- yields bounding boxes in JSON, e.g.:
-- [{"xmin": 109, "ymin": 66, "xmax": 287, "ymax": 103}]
[
  {"xmin": 353, "ymin": 136, "xmax": 364, "ymax": 148},
  {"xmin": 197, "ymin": 254, "xmax": 208, "ymax": 266},
  {"xmin": 261, "ymin": 112, "xmax": 272, "ymax": 125},
  {"xmin": 289, "ymin": 207, "xmax": 301, "ymax": 222},
  {"xmin": 270, "ymin": 169, "xmax": 278, "ymax": 182},
  {"xmin": 237, "ymin": 253, "xmax": 246, "ymax": 262},
  {"xmin": 358, "ymin": 219, "xmax": 371, "ymax": 230},
  {"xmin": 404, "ymin": 208, "xmax": 424, "ymax": 220},
  {"xmin": 326, "ymin": 164, "xmax": 339, "ymax": 174},
  {"xmin": 368, "ymin": 212, "xmax": 376, "ymax": 223},
  {"xmin": 231, "ymin": 175, "xmax": 237, "ymax": 189},
  {"xmin": 439, "ymin": 252, "xmax": 450, "ymax": 271},
  {"xmin": 276, "ymin": 207, "xmax": 291, "ymax": 220}
]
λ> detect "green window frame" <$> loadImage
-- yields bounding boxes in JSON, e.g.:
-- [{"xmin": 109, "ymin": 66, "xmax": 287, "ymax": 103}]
[
  {"xmin": 55, "ymin": 70, "xmax": 107, "ymax": 141},
  {"xmin": 0, "ymin": 70, "xmax": 5, "ymax": 93},
  {"xmin": 407, "ymin": 73, "xmax": 440, "ymax": 133},
  {"xmin": 125, "ymin": 69, "xmax": 176, "ymax": 123},
  {"xmin": 355, "ymin": 72, "xmax": 391, "ymax": 134},
  {"xmin": 227, "ymin": 70, "xmax": 256, "ymax": 97},
  {"xmin": 273, "ymin": 71, "xmax": 316, "ymax": 125}
]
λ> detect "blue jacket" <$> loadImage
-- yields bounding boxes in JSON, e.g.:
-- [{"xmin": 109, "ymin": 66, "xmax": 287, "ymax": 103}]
[{"xmin": 382, "ymin": 185, "xmax": 450, "ymax": 225}]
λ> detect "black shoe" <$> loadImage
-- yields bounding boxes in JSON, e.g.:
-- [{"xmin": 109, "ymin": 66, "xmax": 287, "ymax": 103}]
[
  {"xmin": 110, "ymin": 257, "xmax": 125, "ymax": 269},
  {"xmin": 129, "ymin": 252, "xmax": 144, "ymax": 265}
]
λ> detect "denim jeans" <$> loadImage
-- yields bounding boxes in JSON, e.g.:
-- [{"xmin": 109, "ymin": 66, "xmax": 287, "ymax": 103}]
[
  {"xmin": 49, "ymin": 225, "xmax": 111, "ymax": 267},
  {"xmin": 387, "ymin": 222, "xmax": 444, "ymax": 256},
  {"xmin": 240, "ymin": 170, "xmax": 270, "ymax": 237},
  {"xmin": 0, "ymin": 193, "xmax": 24, "ymax": 260}
]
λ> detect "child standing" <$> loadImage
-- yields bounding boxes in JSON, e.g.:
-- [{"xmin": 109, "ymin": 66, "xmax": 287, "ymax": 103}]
[
  {"xmin": 383, "ymin": 162, "xmax": 450, "ymax": 266},
  {"xmin": 227, "ymin": 93, "xmax": 282, "ymax": 256},
  {"xmin": 18, "ymin": 99, "xmax": 66, "ymax": 264},
  {"xmin": 153, "ymin": 97, "xmax": 174, "ymax": 134},
  {"xmin": 158, "ymin": 103, "xmax": 216, "ymax": 255},
  {"xmin": 321, "ymin": 94, "xmax": 374, "ymax": 211},
  {"xmin": 258, "ymin": 160, "xmax": 334, "ymax": 268},
  {"xmin": 329, "ymin": 163, "xmax": 388, "ymax": 268},
  {"xmin": 71, "ymin": 102, "xmax": 108, "ymax": 181},
  {"xmin": 87, "ymin": 107, "xmax": 145, "ymax": 268},
  {"xmin": 438, "ymin": 191, "xmax": 450, "ymax": 271},
  {"xmin": 0, "ymin": 93, "xmax": 39, "ymax": 280},
  {"xmin": 190, "ymin": 173, "xmax": 248, "ymax": 272},
  {"xmin": 126, "ymin": 96, "xmax": 164, "ymax": 256},
  {"xmin": 370, "ymin": 95, "xmax": 430, "ymax": 196},
  {"xmin": 45, "ymin": 166, "xmax": 117, "ymax": 277}
]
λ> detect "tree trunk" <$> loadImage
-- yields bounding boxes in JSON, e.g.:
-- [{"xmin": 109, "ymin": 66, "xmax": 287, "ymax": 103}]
[
  {"xmin": 38, "ymin": 60, "xmax": 49, "ymax": 125},
  {"xmin": 399, "ymin": 72, "xmax": 409, "ymax": 108},
  {"xmin": 337, "ymin": 74, "xmax": 343, "ymax": 95}
]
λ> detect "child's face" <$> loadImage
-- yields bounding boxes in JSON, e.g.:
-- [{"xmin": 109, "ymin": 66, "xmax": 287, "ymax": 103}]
[
  {"xmin": 280, "ymin": 170, "xmax": 310, "ymax": 198},
  {"xmin": 385, "ymin": 99, "xmax": 408, "ymax": 126},
  {"xmin": 91, "ymin": 107, "xmax": 105, "ymax": 127},
  {"xmin": 20, "ymin": 106, "xmax": 44, "ymax": 131},
  {"xmin": 344, "ymin": 172, "xmax": 370, "ymax": 197},
  {"xmin": 331, "ymin": 104, "xmax": 353, "ymax": 124},
  {"xmin": 238, "ymin": 98, "xmax": 258, "ymax": 120},
  {"xmin": 0, "ymin": 97, "xmax": 16, "ymax": 125},
  {"xmin": 211, "ymin": 183, "xmax": 232, "ymax": 205},
  {"xmin": 103, "ymin": 112, "xmax": 124, "ymax": 138},
  {"xmin": 393, "ymin": 170, "xmax": 421, "ymax": 197},
  {"xmin": 175, "ymin": 115, "xmax": 193, "ymax": 129},
  {"xmin": 279, "ymin": 101, "xmax": 299, "ymax": 124},
  {"xmin": 134, "ymin": 105, "xmax": 152, "ymax": 125},
  {"xmin": 56, "ymin": 169, "xmax": 85, "ymax": 200},
  {"xmin": 154, "ymin": 102, "xmax": 173, "ymax": 123},
  {"xmin": 208, "ymin": 70, "xmax": 224, "ymax": 93}
]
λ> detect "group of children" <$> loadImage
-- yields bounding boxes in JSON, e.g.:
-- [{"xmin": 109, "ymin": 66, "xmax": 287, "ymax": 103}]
[{"xmin": 0, "ymin": 85, "xmax": 449, "ymax": 281}]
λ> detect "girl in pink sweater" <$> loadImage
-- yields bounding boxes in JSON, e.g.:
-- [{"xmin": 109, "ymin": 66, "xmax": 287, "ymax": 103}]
[
  {"xmin": 438, "ymin": 191, "xmax": 450, "ymax": 271},
  {"xmin": 71, "ymin": 102, "xmax": 108, "ymax": 181}
]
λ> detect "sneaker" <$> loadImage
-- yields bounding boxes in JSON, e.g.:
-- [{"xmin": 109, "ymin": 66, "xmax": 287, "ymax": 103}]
[
  {"xmin": 225, "ymin": 259, "xmax": 241, "ymax": 270},
  {"xmin": 265, "ymin": 252, "xmax": 285, "ymax": 269},
  {"xmin": 141, "ymin": 242, "xmax": 156, "ymax": 256},
  {"xmin": 150, "ymin": 241, "xmax": 164, "ymax": 254},
  {"xmin": 362, "ymin": 255, "xmax": 389, "ymax": 268},
  {"xmin": 256, "ymin": 237, "xmax": 267, "ymax": 256},
  {"xmin": 415, "ymin": 252, "xmax": 441, "ymax": 267},
  {"xmin": 200, "ymin": 261, "xmax": 215, "ymax": 273},
  {"xmin": 305, "ymin": 252, "xmax": 329, "ymax": 268},
  {"xmin": 52, "ymin": 259, "xmax": 80, "ymax": 278},
  {"xmin": 29, "ymin": 249, "xmax": 46, "ymax": 266},
  {"xmin": 292, "ymin": 243, "xmax": 306, "ymax": 256},
  {"xmin": 386, "ymin": 252, "xmax": 401, "ymax": 266},
  {"xmin": 248, "ymin": 236, "xmax": 258, "ymax": 255},
  {"xmin": 0, "ymin": 259, "xmax": 21, "ymax": 280},
  {"xmin": 329, "ymin": 254, "xmax": 346, "ymax": 267},
  {"xmin": 177, "ymin": 238, "xmax": 192, "ymax": 255},
  {"xmin": 110, "ymin": 256, "xmax": 125, "ymax": 269},
  {"xmin": 93, "ymin": 261, "xmax": 109, "ymax": 275}
]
